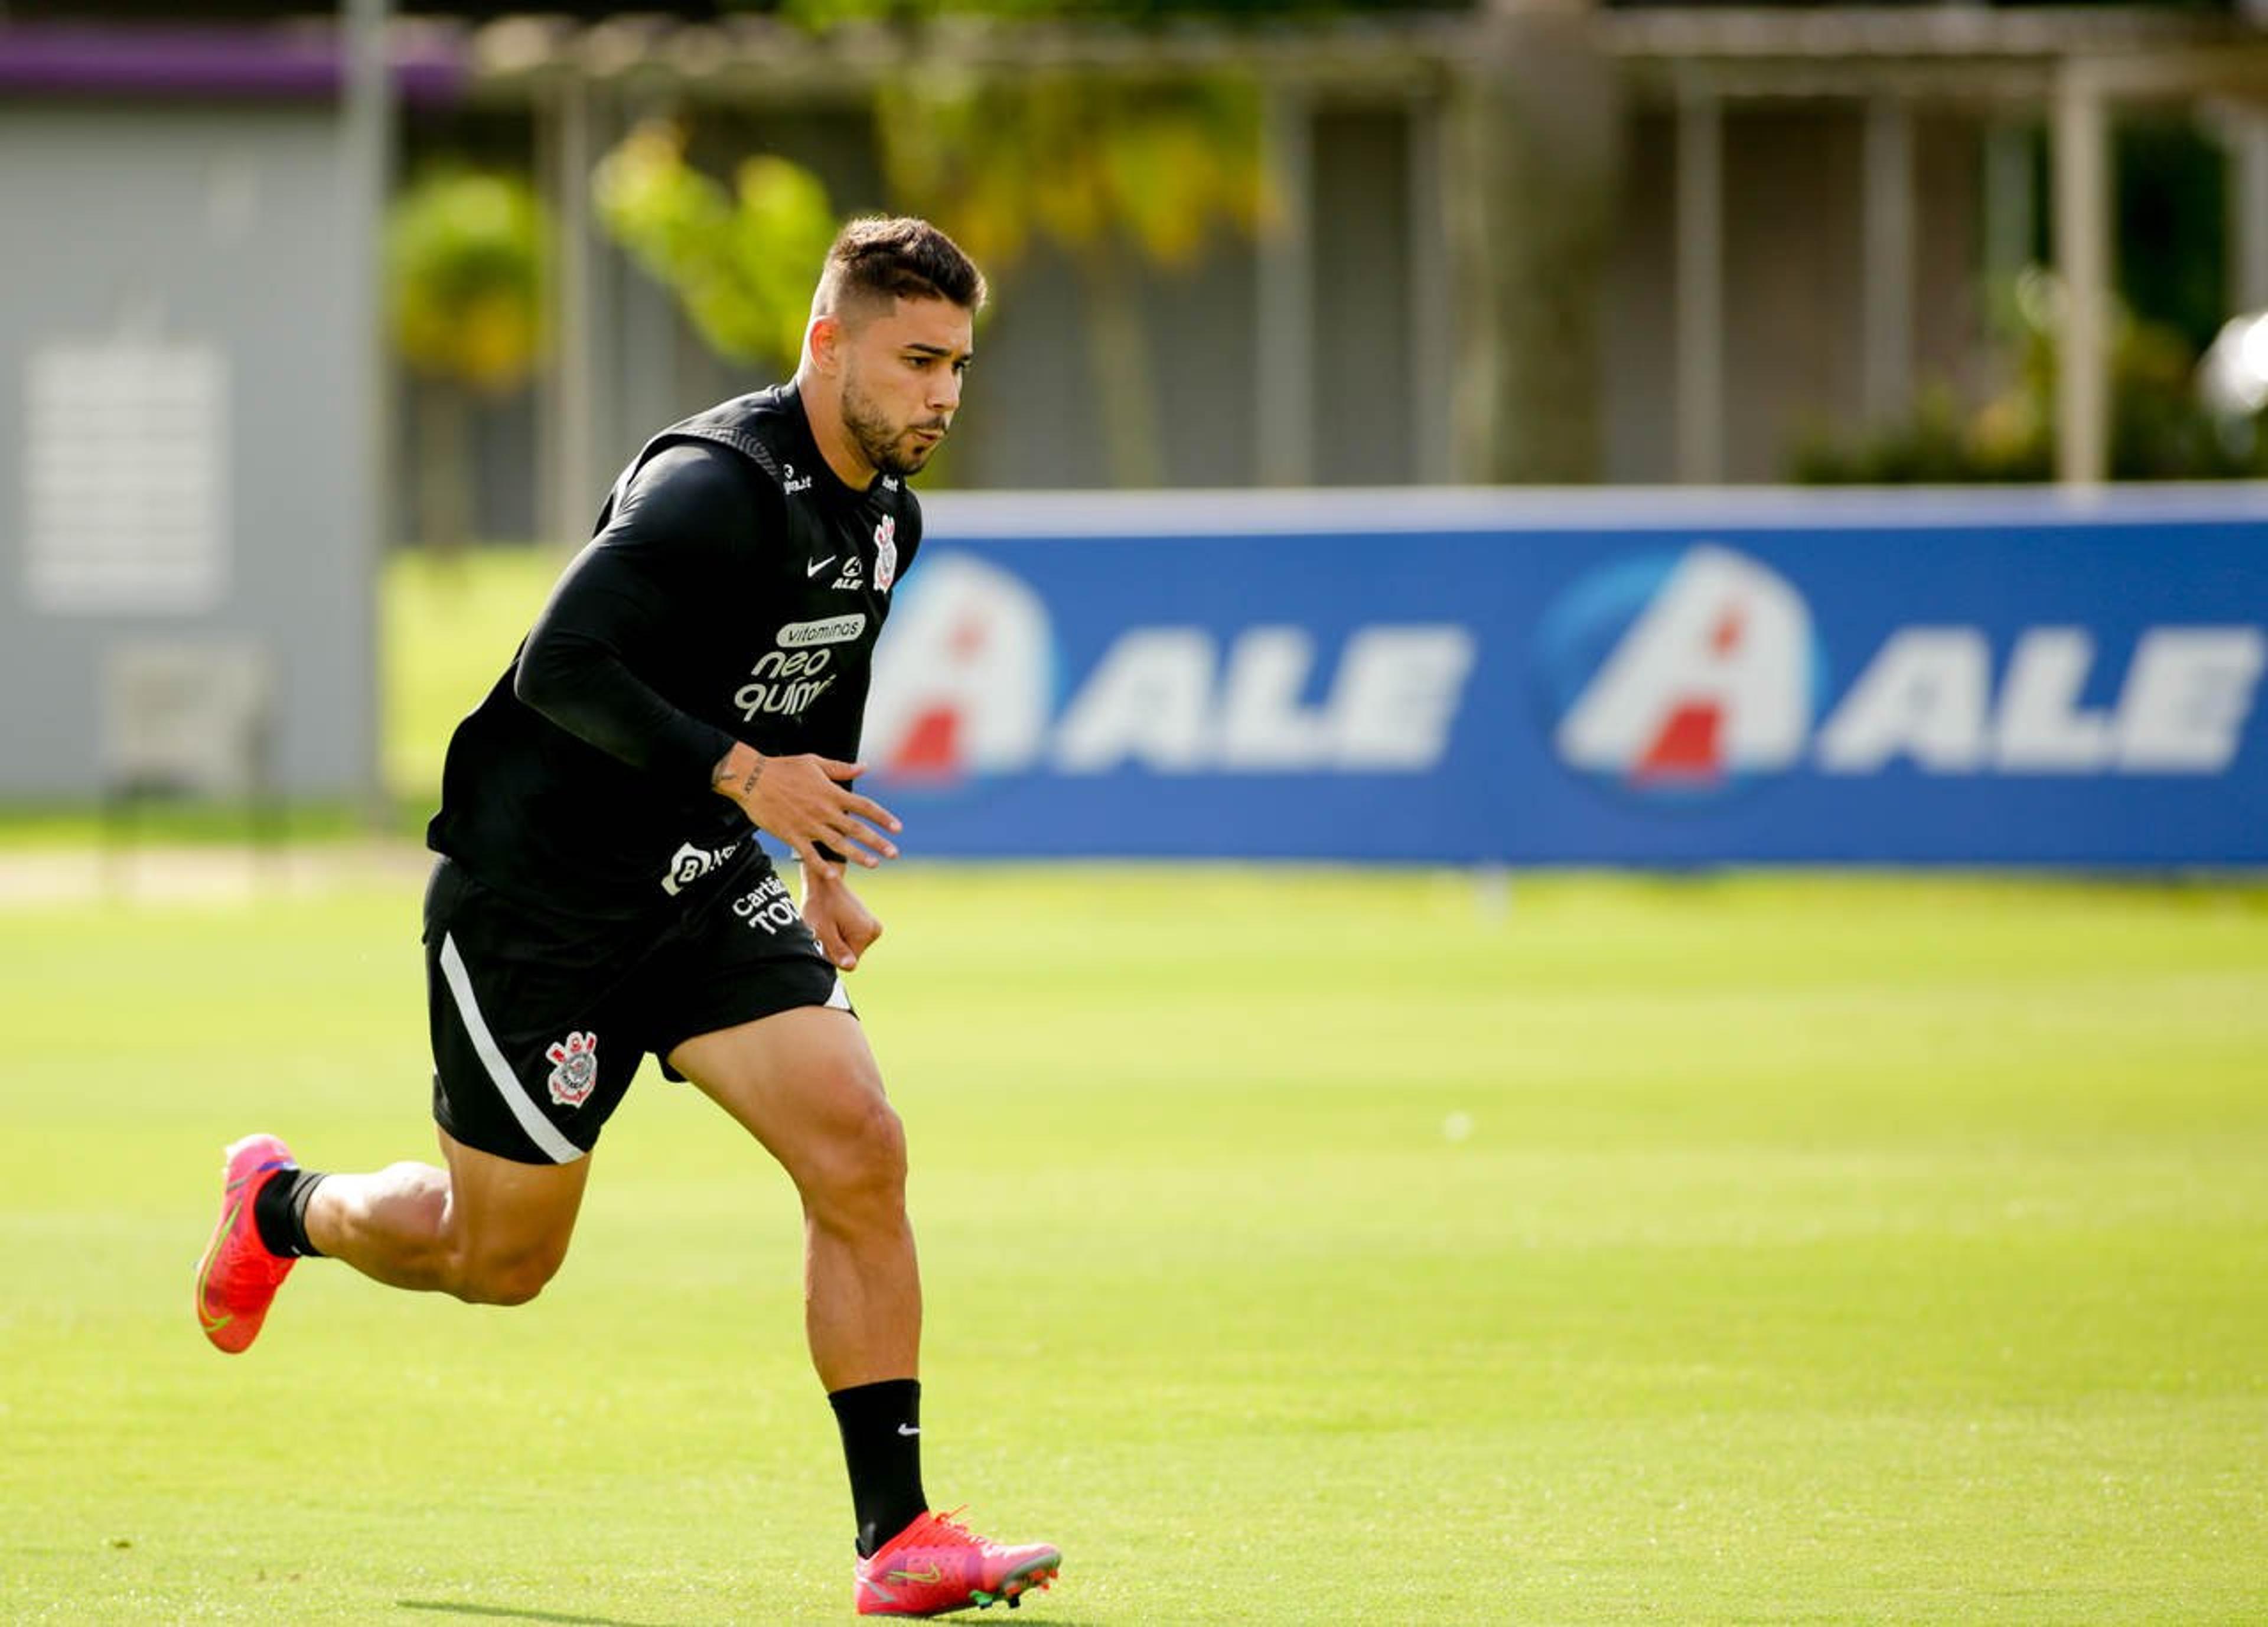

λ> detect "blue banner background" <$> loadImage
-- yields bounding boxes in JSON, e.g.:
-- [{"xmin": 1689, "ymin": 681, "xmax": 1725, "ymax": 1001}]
[{"xmin": 868, "ymin": 491, "xmax": 2268, "ymax": 865}]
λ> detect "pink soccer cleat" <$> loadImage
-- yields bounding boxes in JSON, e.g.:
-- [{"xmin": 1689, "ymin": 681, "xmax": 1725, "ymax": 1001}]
[
  {"xmin": 855, "ymin": 1509, "xmax": 1061, "ymax": 1616},
  {"xmin": 194, "ymin": 1133, "xmax": 301, "ymax": 1354}
]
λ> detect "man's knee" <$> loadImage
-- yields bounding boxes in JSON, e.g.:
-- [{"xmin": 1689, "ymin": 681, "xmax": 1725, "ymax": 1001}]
[
  {"xmin": 432, "ymin": 1128, "xmax": 587, "ymax": 1306},
  {"xmin": 836, "ymin": 1093, "xmax": 908, "ymax": 1193},
  {"xmin": 803, "ymin": 1092, "xmax": 908, "ymax": 1221},
  {"xmin": 448, "ymin": 1242, "xmax": 566, "ymax": 1306}
]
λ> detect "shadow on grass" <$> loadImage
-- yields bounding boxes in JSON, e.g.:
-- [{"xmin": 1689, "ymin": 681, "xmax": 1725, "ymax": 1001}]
[
  {"xmin": 397, "ymin": 1602, "xmax": 678, "ymax": 1627},
  {"xmin": 399, "ymin": 1605, "xmax": 1093, "ymax": 1627}
]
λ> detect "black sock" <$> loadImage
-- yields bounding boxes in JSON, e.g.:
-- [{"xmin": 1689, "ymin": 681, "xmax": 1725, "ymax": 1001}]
[
  {"xmin": 251, "ymin": 1167, "xmax": 327, "ymax": 1258},
  {"xmin": 829, "ymin": 1378, "xmax": 927, "ymax": 1557}
]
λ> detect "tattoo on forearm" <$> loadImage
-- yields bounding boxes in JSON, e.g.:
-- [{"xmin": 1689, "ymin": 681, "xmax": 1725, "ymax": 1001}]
[{"xmin": 715, "ymin": 751, "xmax": 762, "ymax": 801}]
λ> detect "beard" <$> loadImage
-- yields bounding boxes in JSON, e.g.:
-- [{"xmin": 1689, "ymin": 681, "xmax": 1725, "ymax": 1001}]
[{"xmin": 841, "ymin": 363, "xmax": 946, "ymax": 478}]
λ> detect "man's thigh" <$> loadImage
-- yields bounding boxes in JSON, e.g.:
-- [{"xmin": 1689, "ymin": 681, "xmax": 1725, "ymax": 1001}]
[
  {"xmin": 667, "ymin": 1007, "xmax": 892, "ymax": 1182},
  {"xmin": 436, "ymin": 1122, "xmax": 592, "ymax": 1283}
]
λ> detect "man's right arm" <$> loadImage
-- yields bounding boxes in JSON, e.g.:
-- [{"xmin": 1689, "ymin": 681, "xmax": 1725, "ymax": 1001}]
[
  {"xmin": 710, "ymin": 739, "xmax": 901, "ymax": 878},
  {"xmin": 513, "ymin": 444, "xmax": 742, "ymax": 785},
  {"xmin": 516, "ymin": 443, "xmax": 901, "ymax": 874}
]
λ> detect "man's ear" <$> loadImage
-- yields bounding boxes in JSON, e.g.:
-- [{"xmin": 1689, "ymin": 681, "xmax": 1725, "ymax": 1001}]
[{"xmin": 806, "ymin": 313, "xmax": 844, "ymax": 376}]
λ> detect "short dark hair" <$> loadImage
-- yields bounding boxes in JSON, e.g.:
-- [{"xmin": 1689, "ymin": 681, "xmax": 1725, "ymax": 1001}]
[{"xmin": 817, "ymin": 216, "xmax": 987, "ymax": 322}]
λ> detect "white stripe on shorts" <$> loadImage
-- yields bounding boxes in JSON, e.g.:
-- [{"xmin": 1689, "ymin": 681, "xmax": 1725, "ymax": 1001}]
[
  {"xmin": 437, "ymin": 931, "xmax": 586, "ymax": 1165},
  {"xmin": 826, "ymin": 974, "xmax": 852, "ymax": 1011}
]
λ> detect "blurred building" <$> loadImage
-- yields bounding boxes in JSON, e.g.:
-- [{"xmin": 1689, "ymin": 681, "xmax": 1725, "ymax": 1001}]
[
  {"xmin": 0, "ymin": 14, "xmax": 428, "ymax": 799},
  {"xmin": 5, "ymin": 1, "xmax": 2268, "ymax": 531},
  {"xmin": 432, "ymin": 2, "xmax": 2268, "ymax": 515}
]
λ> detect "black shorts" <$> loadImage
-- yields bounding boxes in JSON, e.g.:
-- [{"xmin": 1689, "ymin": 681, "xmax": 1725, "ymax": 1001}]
[{"xmin": 422, "ymin": 850, "xmax": 852, "ymax": 1165}]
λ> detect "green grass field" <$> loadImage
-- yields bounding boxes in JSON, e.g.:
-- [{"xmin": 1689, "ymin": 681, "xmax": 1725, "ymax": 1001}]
[
  {"xmin": 4, "ymin": 548, "xmax": 2264, "ymax": 1620},
  {"xmin": 2, "ymin": 865, "xmax": 2264, "ymax": 1623}
]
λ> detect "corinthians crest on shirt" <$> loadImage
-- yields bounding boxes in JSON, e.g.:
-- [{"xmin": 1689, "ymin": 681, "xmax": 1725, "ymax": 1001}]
[
  {"xmin": 545, "ymin": 1030, "xmax": 599, "ymax": 1107},
  {"xmin": 874, "ymin": 515, "xmax": 898, "ymax": 593}
]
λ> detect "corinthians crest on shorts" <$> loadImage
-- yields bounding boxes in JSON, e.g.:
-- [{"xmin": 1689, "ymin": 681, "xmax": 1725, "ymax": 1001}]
[{"xmin": 545, "ymin": 1030, "xmax": 599, "ymax": 1107}]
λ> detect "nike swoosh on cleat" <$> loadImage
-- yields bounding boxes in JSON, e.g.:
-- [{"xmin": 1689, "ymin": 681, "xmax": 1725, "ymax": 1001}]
[
  {"xmin": 887, "ymin": 1564, "xmax": 944, "ymax": 1585},
  {"xmin": 195, "ymin": 1193, "xmax": 246, "ymax": 1330}
]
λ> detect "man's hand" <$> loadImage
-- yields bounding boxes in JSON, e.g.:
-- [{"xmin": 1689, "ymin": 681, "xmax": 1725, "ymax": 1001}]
[
  {"xmin": 712, "ymin": 742, "xmax": 901, "ymax": 880},
  {"xmin": 801, "ymin": 865, "xmax": 884, "ymax": 971}
]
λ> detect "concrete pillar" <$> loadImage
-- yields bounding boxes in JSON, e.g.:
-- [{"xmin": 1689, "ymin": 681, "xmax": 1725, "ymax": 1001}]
[
  {"xmin": 583, "ymin": 93, "xmax": 623, "ymax": 481},
  {"xmin": 621, "ymin": 242, "xmax": 681, "ymax": 442},
  {"xmin": 2230, "ymin": 110, "xmax": 2268, "ymax": 313},
  {"xmin": 540, "ymin": 70, "xmax": 598, "ymax": 541},
  {"xmin": 1256, "ymin": 85, "xmax": 1315, "ymax": 487},
  {"xmin": 1445, "ymin": 7, "xmax": 1617, "ymax": 482},
  {"xmin": 1861, "ymin": 95, "xmax": 1915, "ymax": 425},
  {"xmin": 1674, "ymin": 77, "xmax": 1725, "ymax": 484},
  {"xmin": 615, "ymin": 95, "xmax": 680, "ymax": 450},
  {"xmin": 1407, "ymin": 93, "xmax": 1455, "ymax": 484},
  {"xmin": 342, "ymin": 0, "xmax": 392, "ymax": 814},
  {"xmin": 2054, "ymin": 61, "xmax": 2111, "ymax": 487}
]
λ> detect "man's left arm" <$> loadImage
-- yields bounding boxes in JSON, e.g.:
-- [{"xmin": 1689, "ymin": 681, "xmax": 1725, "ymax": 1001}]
[{"xmin": 797, "ymin": 496, "xmax": 922, "ymax": 970}]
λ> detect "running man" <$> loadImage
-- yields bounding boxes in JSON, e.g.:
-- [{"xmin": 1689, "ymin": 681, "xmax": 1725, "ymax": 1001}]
[{"xmin": 195, "ymin": 216, "xmax": 1060, "ymax": 1618}]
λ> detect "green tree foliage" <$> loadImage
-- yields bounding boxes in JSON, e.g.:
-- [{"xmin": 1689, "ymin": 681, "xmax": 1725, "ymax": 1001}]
[
  {"xmin": 387, "ymin": 167, "xmax": 547, "ymax": 395},
  {"xmin": 593, "ymin": 121, "xmax": 839, "ymax": 375},
  {"xmin": 877, "ymin": 69, "xmax": 1272, "ymax": 484},
  {"xmin": 582, "ymin": 11, "xmax": 1274, "ymax": 486},
  {"xmin": 878, "ymin": 70, "xmax": 1269, "ymax": 272},
  {"xmin": 386, "ymin": 168, "xmax": 548, "ymax": 549},
  {"xmin": 1791, "ymin": 268, "xmax": 2266, "ymax": 483}
]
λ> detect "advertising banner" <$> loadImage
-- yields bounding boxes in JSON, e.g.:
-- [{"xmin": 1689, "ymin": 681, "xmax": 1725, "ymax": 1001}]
[{"xmin": 863, "ymin": 490, "xmax": 2268, "ymax": 865}]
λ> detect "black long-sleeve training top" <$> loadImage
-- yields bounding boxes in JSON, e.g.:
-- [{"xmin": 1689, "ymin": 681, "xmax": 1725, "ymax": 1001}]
[{"xmin": 426, "ymin": 383, "xmax": 923, "ymax": 921}]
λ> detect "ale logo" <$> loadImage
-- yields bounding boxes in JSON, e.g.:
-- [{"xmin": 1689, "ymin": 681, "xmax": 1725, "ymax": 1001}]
[
  {"xmin": 1541, "ymin": 545, "xmax": 1823, "ymax": 795},
  {"xmin": 863, "ymin": 552, "xmax": 1057, "ymax": 780},
  {"xmin": 1540, "ymin": 542, "xmax": 2265, "ymax": 793},
  {"xmin": 863, "ymin": 550, "xmax": 1475, "ymax": 783}
]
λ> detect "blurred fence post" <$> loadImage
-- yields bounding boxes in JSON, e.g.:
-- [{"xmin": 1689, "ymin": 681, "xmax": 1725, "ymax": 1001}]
[
  {"xmin": 1446, "ymin": 0, "xmax": 1617, "ymax": 484},
  {"xmin": 1256, "ymin": 84, "xmax": 1315, "ymax": 487},
  {"xmin": 344, "ymin": 0, "xmax": 392, "ymax": 823},
  {"xmin": 1673, "ymin": 70, "xmax": 1723, "ymax": 485},
  {"xmin": 2053, "ymin": 59, "xmax": 2110, "ymax": 490},
  {"xmin": 1860, "ymin": 93, "xmax": 1914, "ymax": 428},
  {"xmin": 2231, "ymin": 109, "xmax": 2268, "ymax": 313},
  {"xmin": 540, "ymin": 66, "xmax": 598, "ymax": 544},
  {"xmin": 1407, "ymin": 93, "xmax": 1455, "ymax": 485}
]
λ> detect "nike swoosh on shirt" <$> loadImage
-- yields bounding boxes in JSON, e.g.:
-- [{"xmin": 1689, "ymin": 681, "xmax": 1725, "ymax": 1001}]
[{"xmin": 807, "ymin": 557, "xmax": 836, "ymax": 577}]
